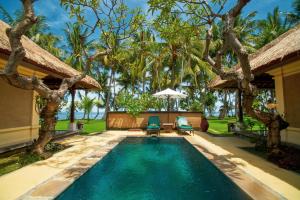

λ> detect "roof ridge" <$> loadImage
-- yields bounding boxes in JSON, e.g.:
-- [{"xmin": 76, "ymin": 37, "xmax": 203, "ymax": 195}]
[
  {"xmin": 249, "ymin": 24, "xmax": 300, "ymax": 60},
  {"xmin": 0, "ymin": 20, "xmax": 100, "ymax": 89}
]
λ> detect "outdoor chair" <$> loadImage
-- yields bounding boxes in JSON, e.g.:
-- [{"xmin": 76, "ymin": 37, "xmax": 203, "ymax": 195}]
[
  {"xmin": 146, "ymin": 116, "xmax": 161, "ymax": 135},
  {"xmin": 176, "ymin": 116, "xmax": 194, "ymax": 136}
]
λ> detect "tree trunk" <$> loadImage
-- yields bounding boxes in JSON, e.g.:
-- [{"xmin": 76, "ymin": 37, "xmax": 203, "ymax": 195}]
[
  {"xmin": 81, "ymin": 90, "xmax": 88, "ymax": 120},
  {"xmin": 242, "ymin": 92, "xmax": 283, "ymax": 151},
  {"xmin": 142, "ymin": 78, "xmax": 145, "ymax": 93},
  {"xmin": 198, "ymin": 0, "xmax": 288, "ymax": 152},
  {"xmin": 267, "ymin": 117, "xmax": 281, "ymax": 149},
  {"xmin": 70, "ymin": 88, "xmax": 75, "ymax": 123},
  {"xmin": 94, "ymin": 92, "xmax": 101, "ymax": 120},
  {"xmin": 237, "ymin": 89, "xmax": 244, "ymax": 123},
  {"xmin": 32, "ymin": 101, "xmax": 59, "ymax": 155},
  {"xmin": 103, "ymin": 69, "xmax": 114, "ymax": 120},
  {"xmin": 1, "ymin": 0, "xmax": 112, "ymax": 156},
  {"xmin": 219, "ymin": 90, "xmax": 228, "ymax": 119},
  {"xmin": 112, "ymin": 73, "xmax": 117, "ymax": 110},
  {"xmin": 170, "ymin": 44, "xmax": 177, "ymax": 89},
  {"xmin": 87, "ymin": 111, "xmax": 90, "ymax": 121}
]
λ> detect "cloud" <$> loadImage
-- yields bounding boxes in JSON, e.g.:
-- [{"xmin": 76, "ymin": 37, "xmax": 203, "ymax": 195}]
[{"xmin": 33, "ymin": 0, "xmax": 71, "ymax": 36}]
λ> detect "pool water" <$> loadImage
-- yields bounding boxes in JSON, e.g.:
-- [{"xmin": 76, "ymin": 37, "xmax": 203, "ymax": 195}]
[{"xmin": 56, "ymin": 137, "xmax": 251, "ymax": 200}]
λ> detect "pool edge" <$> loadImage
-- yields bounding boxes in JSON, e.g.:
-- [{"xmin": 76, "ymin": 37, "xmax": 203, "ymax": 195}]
[{"xmin": 20, "ymin": 133, "xmax": 286, "ymax": 200}]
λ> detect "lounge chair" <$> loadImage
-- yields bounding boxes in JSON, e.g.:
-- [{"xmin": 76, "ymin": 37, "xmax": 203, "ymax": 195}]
[
  {"xmin": 176, "ymin": 116, "xmax": 194, "ymax": 135},
  {"xmin": 146, "ymin": 116, "xmax": 161, "ymax": 135}
]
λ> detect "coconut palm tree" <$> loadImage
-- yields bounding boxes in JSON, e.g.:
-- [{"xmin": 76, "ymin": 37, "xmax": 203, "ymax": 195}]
[
  {"xmin": 36, "ymin": 33, "xmax": 63, "ymax": 58},
  {"xmin": 0, "ymin": 6, "xmax": 48, "ymax": 38},
  {"xmin": 64, "ymin": 22, "xmax": 93, "ymax": 71},
  {"xmin": 147, "ymin": 43, "xmax": 168, "ymax": 92},
  {"xmin": 93, "ymin": 68, "xmax": 109, "ymax": 119},
  {"xmin": 287, "ymin": 0, "xmax": 300, "ymax": 25},
  {"xmin": 79, "ymin": 96, "xmax": 95, "ymax": 121},
  {"xmin": 256, "ymin": 7, "xmax": 290, "ymax": 48},
  {"xmin": 0, "ymin": 6, "xmax": 63, "ymax": 58}
]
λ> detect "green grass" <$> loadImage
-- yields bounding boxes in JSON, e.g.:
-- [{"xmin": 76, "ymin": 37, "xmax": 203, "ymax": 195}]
[
  {"xmin": 0, "ymin": 142, "xmax": 66, "ymax": 176},
  {"xmin": 207, "ymin": 116, "xmax": 265, "ymax": 135},
  {"xmin": 55, "ymin": 119, "xmax": 106, "ymax": 134},
  {"xmin": 0, "ymin": 120, "xmax": 105, "ymax": 176},
  {"xmin": 208, "ymin": 118, "xmax": 234, "ymax": 135},
  {"xmin": 0, "ymin": 152, "xmax": 42, "ymax": 176}
]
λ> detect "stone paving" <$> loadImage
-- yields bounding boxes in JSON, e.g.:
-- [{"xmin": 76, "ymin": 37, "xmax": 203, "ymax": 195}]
[{"xmin": 0, "ymin": 131, "xmax": 299, "ymax": 200}]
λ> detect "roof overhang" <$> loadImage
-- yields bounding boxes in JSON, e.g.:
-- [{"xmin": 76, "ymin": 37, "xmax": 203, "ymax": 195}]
[
  {"xmin": 0, "ymin": 20, "xmax": 100, "ymax": 90},
  {"xmin": 209, "ymin": 24, "xmax": 300, "ymax": 90}
]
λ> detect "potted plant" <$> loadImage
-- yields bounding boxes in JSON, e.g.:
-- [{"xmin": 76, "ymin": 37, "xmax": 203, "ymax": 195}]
[{"xmin": 77, "ymin": 121, "xmax": 84, "ymax": 130}]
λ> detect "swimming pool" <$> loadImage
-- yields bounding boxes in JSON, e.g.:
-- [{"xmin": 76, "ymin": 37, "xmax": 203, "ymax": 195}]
[{"xmin": 56, "ymin": 137, "xmax": 251, "ymax": 200}]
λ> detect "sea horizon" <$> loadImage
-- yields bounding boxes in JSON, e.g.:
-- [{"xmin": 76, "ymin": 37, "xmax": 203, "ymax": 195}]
[{"xmin": 57, "ymin": 112, "xmax": 104, "ymax": 120}]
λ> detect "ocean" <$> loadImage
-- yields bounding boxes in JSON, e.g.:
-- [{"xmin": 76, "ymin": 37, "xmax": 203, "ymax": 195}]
[{"xmin": 57, "ymin": 112, "xmax": 104, "ymax": 120}]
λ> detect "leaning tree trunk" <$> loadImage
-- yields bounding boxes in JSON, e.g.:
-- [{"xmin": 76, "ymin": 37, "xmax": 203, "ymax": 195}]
[
  {"xmin": 1, "ymin": 0, "xmax": 111, "ymax": 156},
  {"xmin": 33, "ymin": 101, "xmax": 59, "ymax": 155},
  {"xmin": 200, "ymin": 0, "xmax": 289, "ymax": 152},
  {"xmin": 242, "ymin": 91, "xmax": 283, "ymax": 151}
]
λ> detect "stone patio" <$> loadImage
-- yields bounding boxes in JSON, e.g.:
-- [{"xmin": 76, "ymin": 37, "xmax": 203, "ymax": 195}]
[{"xmin": 0, "ymin": 131, "xmax": 299, "ymax": 200}]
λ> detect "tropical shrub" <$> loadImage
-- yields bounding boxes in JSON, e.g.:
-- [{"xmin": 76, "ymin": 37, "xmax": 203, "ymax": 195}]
[{"xmin": 116, "ymin": 92, "xmax": 163, "ymax": 117}]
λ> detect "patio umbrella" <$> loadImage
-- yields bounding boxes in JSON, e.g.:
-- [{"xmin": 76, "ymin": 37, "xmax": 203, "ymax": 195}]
[{"xmin": 153, "ymin": 88, "xmax": 187, "ymax": 122}]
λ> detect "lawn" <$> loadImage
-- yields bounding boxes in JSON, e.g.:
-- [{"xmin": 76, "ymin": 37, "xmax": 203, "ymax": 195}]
[
  {"xmin": 56, "ymin": 119, "xmax": 106, "ymax": 134},
  {"xmin": 0, "ymin": 120, "xmax": 105, "ymax": 176},
  {"xmin": 207, "ymin": 116, "xmax": 265, "ymax": 135},
  {"xmin": 0, "ymin": 142, "xmax": 65, "ymax": 176},
  {"xmin": 0, "ymin": 152, "xmax": 42, "ymax": 176}
]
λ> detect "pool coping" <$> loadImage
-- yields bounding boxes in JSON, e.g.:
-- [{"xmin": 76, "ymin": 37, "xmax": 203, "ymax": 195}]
[
  {"xmin": 185, "ymin": 136, "xmax": 285, "ymax": 200},
  {"xmin": 18, "ymin": 135, "xmax": 127, "ymax": 200},
  {"xmin": 17, "ymin": 132, "xmax": 295, "ymax": 200}
]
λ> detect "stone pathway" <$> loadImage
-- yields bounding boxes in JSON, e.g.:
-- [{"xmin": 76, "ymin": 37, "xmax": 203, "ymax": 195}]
[
  {"xmin": 0, "ymin": 131, "xmax": 299, "ymax": 200},
  {"xmin": 195, "ymin": 131, "xmax": 300, "ymax": 190}
]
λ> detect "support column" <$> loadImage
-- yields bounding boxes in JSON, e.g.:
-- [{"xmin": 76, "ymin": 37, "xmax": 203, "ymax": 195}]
[{"xmin": 69, "ymin": 87, "xmax": 77, "ymax": 131}]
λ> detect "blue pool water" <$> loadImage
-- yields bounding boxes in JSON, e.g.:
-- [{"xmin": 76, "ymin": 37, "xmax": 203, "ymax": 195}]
[{"xmin": 56, "ymin": 137, "xmax": 251, "ymax": 200}]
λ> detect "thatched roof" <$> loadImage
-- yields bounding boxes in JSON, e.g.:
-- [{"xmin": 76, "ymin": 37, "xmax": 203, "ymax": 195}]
[
  {"xmin": 0, "ymin": 20, "xmax": 100, "ymax": 90},
  {"xmin": 209, "ymin": 24, "xmax": 300, "ymax": 89}
]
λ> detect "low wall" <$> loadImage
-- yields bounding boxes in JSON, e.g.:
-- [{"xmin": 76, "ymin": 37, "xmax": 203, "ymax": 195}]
[
  {"xmin": 281, "ymin": 127, "xmax": 300, "ymax": 147},
  {"xmin": 0, "ymin": 126, "xmax": 39, "ymax": 152},
  {"xmin": 107, "ymin": 111, "xmax": 202, "ymax": 130}
]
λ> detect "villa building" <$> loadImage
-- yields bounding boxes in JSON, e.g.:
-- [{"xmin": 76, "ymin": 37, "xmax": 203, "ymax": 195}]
[
  {"xmin": 0, "ymin": 20, "xmax": 100, "ymax": 152},
  {"xmin": 210, "ymin": 24, "xmax": 300, "ymax": 146}
]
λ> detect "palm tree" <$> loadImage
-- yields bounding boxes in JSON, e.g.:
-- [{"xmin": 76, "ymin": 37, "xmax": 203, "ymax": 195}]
[
  {"xmin": 79, "ymin": 96, "xmax": 95, "ymax": 121},
  {"xmin": 0, "ymin": 6, "xmax": 63, "ymax": 58},
  {"xmin": 287, "ymin": 0, "xmax": 300, "ymax": 25},
  {"xmin": 256, "ymin": 7, "xmax": 290, "ymax": 48},
  {"xmin": 130, "ymin": 29, "xmax": 155, "ymax": 93},
  {"xmin": 147, "ymin": 43, "xmax": 168, "ymax": 92},
  {"xmin": 64, "ymin": 22, "xmax": 93, "ymax": 71},
  {"xmin": 0, "ymin": 7, "xmax": 48, "ymax": 38},
  {"xmin": 36, "ymin": 33, "xmax": 63, "ymax": 58},
  {"xmin": 93, "ymin": 68, "xmax": 109, "ymax": 119}
]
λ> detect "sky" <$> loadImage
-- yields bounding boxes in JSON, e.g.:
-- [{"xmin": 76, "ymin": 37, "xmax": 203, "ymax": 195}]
[
  {"xmin": 0, "ymin": 0, "xmax": 295, "ymax": 39},
  {"xmin": 0, "ymin": 0, "xmax": 296, "ymax": 113}
]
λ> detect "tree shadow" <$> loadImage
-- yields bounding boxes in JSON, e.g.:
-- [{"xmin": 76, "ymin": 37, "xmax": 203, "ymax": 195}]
[{"xmin": 193, "ymin": 144, "xmax": 246, "ymax": 181}]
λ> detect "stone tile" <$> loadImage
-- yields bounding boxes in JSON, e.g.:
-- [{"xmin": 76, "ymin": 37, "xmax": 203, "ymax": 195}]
[
  {"xmin": 60, "ymin": 166, "xmax": 88, "ymax": 180},
  {"xmin": 30, "ymin": 180, "xmax": 71, "ymax": 197},
  {"xmin": 2, "ymin": 131, "xmax": 299, "ymax": 200}
]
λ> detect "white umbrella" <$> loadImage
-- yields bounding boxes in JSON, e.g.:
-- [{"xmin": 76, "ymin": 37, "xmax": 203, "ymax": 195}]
[
  {"xmin": 153, "ymin": 88, "xmax": 187, "ymax": 99},
  {"xmin": 153, "ymin": 88, "xmax": 187, "ymax": 122}
]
